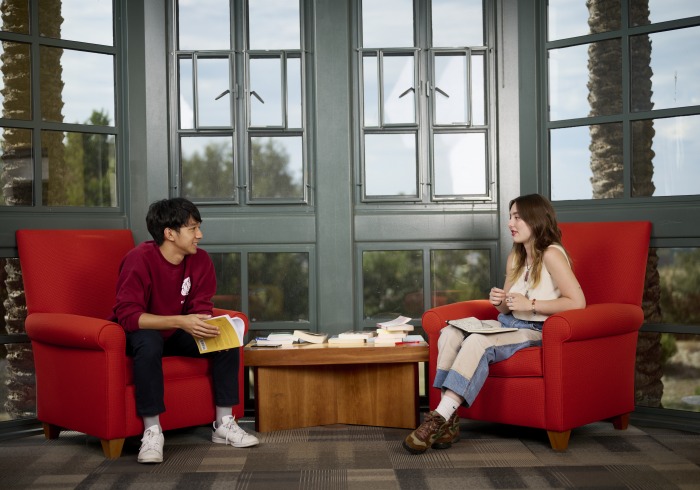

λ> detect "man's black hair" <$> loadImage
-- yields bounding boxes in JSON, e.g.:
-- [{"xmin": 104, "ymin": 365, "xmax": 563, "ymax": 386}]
[{"xmin": 146, "ymin": 197, "xmax": 202, "ymax": 245}]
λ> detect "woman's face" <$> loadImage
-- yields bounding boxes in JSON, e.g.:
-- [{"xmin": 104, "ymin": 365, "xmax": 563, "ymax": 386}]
[{"xmin": 508, "ymin": 203, "xmax": 533, "ymax": 245}]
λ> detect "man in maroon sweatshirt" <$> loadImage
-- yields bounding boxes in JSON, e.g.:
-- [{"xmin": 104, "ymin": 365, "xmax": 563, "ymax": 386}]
[{"xmin": 112, "ymin": 197, "xmax": 258, "ymax": 463}]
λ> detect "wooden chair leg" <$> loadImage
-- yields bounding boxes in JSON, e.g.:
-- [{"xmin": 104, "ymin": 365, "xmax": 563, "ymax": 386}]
[
  {"xmin": 42, "ymin": 422, "xmax": 61, "ymax": 439},
  {"xmin": 547, "ymin": 430, "xmax": 571, "ymax": 451},
  {"xmin": 610, "ymin": 412, "xmax": 630, "ymax": 430},
  {"xmin": 100, "ymin": 438, "xmax": 126, "ymax": 459}
]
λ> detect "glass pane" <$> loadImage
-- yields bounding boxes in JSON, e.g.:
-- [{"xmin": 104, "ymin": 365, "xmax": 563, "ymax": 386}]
[
  {"xmin": 431, "ymin": 0, "xmax": 483, "ymax": 47},
  {"xmin": 471, "ymin": 53, "xmax": 485, "ymax": 126},
  {"xmin": 364, "ymin": 133, "xmax": 417, "ymax": 197},
  {"xmin": 431, "ymin": 249, "xmax": 490, "ymax": 307},
  {"xmin": 657, "ymin": 248, "xmax": 700, "ymax": 325},
  {"xmin": 248, "ymin": 0, "xmax": 300, "ymax": 50},
  {"xmin": 631, "ymin": 28, "xmax": 700, "ymax": 113},
  {"xmin": 249, "ymin": 57, "xmax": 282, "ymax": 127},
  {"xmin": 362, "ymin": 0, "xmax": 413, "ymax": 48},
  {"xmin": 248, "ymin": 252, "xmax": 309, "ymax": 322},
  {"xmin": 181, "ymin": 136, "xmax": 234, "ymax": 200},
  {"xmin": 178, "ymin": 0, "xmax": 230, "ymax": 50},
  {"xmin": 287, "ymin": 56, "xmax": 302, "ymax": 128},
  {"xmin": 210, "ymin": 252, "xmax": 242, "ymax": 312},
  {"xmin": 250, "ymin": 136, "xmax": 303, "ymax": 200},
  {"xmin": 631, "ymin": 0, "xmax": 700, "ymax": 26},
  {"xmin": 0, "ymin": 41, "xmax": 31, "ymax": 121},
  {"xmin": 41, "ymin": 130, "xmax": 117, "ymax": 207},
  {"xmin": 548, "ymin": 0, "xmax": 620, "ymax": 41},
  {"xmin": 363, "ymin": 54, "xmax": 379, "ymax": 127},
  {"xmin": 433, "ymin": 132, "xmax": 486, "ymax": 196},
  {"xmin": 383, "ymin": 54, "xmax": 415, "ymax": 124},
  {"xmin": 0, "ymin": 0, "xmax": 29, "ymax": 34},
  {"xmin": 40, "ymin": 0, "xmax": 113, "ymax": 46},
  {"xmin": 632, "ymin": 116, "xmax": 700, "ymax": 197},
  {"xmin": 550, "ymin": 123, "xmax": 623, "ymax": 200},
  {"xmin": 656, "ymin": 333, "xmax": 700, "ymax": 413},
  {"xmin": 0, "ymin": 343, "xmax": 35, "ymax": 421},
  {"xmin": 434, "ymin": 53, "xmax": 467, "ymax": 125},
  {"xmin": 196, "ymin": 57, "xmax": 231, "ymax": 128},
  {"xmin": 179, "ymin": 58, "xmax": 194, "ymax": 129},
  {"xmin": 41, "ymin": 47, "xmax": 115, "ymax": 126},
  {"xmin": 362, "ymin": 250, "xmax": 423, "ymax": 319},
  {"xmin": 0, "ymin": 127, "xmax": 32, "ymax": 206},
  {"xmin": 549, "ymin": 39, "xmax": 622, "ymax": 121}
]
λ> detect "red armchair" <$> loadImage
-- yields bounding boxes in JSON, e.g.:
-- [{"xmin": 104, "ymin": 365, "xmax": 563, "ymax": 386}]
[
  {"xmin": 422, "ymin": 221, "xmax": 651, "ymax": 451},
  {"xmin": 16, "ymin": 229, "xmax": 248, "ymax": 458}
]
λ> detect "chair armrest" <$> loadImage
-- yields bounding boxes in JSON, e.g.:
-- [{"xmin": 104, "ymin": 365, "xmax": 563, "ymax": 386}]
[
  {"xmin": 212, "ymin": 308, "xmax": 250, "ymax": 334},
  {"xmin": 422, "ymin": 300, "xmax": 498, "ymax": 337},
  {"xmin": 543, "ymin": 303, "xmax": 644, "ymax": 345},
  {"xmin": 25, "ymin": 313, "xmax": 126, "ymax": 352}
]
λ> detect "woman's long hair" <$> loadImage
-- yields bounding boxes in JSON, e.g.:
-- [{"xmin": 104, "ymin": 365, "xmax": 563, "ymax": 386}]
[{"xmin": 507, "ymin": 194, "xmax": 566, "ymax": 287}]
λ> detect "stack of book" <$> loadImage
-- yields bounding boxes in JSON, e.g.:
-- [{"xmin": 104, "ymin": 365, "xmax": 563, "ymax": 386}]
[
  {"xmin": 328, "ymin": 329, "xmax": 376, "ymax": 346},
  {"xmin": 293, "ymin": 330, "xmax": 329, "ymax": 344},
  {"xmin": 253, "ymin": 332, "xmax": 299, "ymax": 346},
  {"xmin": 374, "ymin": 316, "xmax": 417, "ymax": 346}
]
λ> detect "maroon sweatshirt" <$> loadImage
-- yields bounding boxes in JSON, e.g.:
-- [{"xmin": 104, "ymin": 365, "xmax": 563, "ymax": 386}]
[{"xmin": 111, "ymin": 240, "xmax": 216, "ymax": 339}]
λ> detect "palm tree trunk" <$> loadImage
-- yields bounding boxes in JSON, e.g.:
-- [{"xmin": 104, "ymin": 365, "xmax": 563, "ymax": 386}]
[{"xmin": 587, "ymin": 0, "xmax": 663, "ymax": 407}]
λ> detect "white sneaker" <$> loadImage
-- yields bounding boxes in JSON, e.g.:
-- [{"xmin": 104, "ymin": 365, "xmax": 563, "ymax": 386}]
[
  {"xmin": 138, "ymin": 425, "xmax": 164, "ymax": 463},
  {"xmin": 212, "ymin": 415, "xmax": 259, "ymax": 448}
]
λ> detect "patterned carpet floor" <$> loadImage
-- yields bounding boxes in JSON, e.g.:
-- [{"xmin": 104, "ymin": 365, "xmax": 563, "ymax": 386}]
[{"xmin": 0, "ymin": 418, "xmax": 698, "ymax": 489}]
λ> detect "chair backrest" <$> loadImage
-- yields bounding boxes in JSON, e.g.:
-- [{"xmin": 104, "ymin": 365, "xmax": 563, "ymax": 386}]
[
  {"xmin": 558, "ymin": 221, "xmax": 651, "ymax": 307},
  {"xmin": 16, "ymin": 229, "xmax": 135, "ymax": 319}
]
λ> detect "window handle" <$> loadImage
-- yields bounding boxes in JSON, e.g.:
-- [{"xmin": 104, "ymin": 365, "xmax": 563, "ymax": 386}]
[
  {"xmin": 250, "ymin": 90, "xmax": 265, "ymax": 104},
  {"xmin": 398, "ymin": 87, "xmax": 415, "ymax": 98},
  {"xmin": 435, "ymin": 86, "xmax": 449, "ymax": 98},
  {"xmin": 215, "ymin": 89, "xmax": 230, "ymax": 100}
]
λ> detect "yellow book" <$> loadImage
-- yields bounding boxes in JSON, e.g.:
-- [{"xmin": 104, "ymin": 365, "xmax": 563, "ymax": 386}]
[{"xmin": 195, "ymin": 315, "xmax": 245, "ymax": 354}]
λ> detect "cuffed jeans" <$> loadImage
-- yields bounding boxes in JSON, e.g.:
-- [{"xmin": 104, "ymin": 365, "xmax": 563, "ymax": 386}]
[
  {"xmin": 126, "ymin": 329, "xmax": 239, "ymax": 417},
  {"xmin": 433, "ymin": 313, "xmax": 543, "ymax": 407}
]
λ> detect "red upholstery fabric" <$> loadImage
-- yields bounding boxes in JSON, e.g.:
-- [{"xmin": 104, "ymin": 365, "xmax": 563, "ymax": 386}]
[
  {"xmin": 16, "ymin": 229, "xmax": 248, "ymax": 457},
  {"xmin": 422, "ymin": 221, "xmax": 651, "ymax": 449}
]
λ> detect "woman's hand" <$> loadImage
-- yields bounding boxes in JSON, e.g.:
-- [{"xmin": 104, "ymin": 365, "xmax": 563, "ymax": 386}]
[
  {"xmin": 489, "ymin": 287, "xmax": 506, "ymax": 307},
  {"xmin": 505, "ymin": 292, "xmax": 529, "ymax": 312}
]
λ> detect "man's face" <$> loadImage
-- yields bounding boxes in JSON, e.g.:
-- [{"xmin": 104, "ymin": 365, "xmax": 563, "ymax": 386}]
[{"xmin": 169, "ymin": 217, "xmax": 203, "ymax": 255}]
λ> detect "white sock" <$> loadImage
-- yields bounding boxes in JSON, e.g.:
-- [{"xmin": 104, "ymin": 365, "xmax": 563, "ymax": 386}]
[
  {"xmin": 143, "ymin": 415, "xmax": 161, "ymax": 432},
  {"xmin": 216, "ymin": 406, "xmax": 232, "ymax": 425},
  {"xmin": 435, "ymin": 395, "xmax": 460, "ymax": 421}
]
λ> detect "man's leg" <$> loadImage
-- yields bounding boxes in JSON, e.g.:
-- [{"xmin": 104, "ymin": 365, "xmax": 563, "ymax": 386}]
[{"xmin": 126, "ymin": 330, "xmax": 166, "ymax": 463}]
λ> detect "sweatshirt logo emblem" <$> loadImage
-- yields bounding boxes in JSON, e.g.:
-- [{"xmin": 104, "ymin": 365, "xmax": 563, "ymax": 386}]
[{"xmin": 181, "ymin": 277, "xmax": 191, "ymax": 297}]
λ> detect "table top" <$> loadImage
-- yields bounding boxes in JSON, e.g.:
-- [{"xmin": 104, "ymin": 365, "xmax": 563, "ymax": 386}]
[{"xmin": 244, "ymin": 341, "xmax": 429, "ymax": 367}]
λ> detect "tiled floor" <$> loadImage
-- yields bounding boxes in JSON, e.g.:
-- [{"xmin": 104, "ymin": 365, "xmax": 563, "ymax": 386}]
[{"xmin": 0, "ymin": 418, "xmax": 698, "ymax": 489}]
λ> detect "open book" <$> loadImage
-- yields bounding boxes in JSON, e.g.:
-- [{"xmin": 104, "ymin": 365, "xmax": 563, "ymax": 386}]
[
  {"xmin": 195, "ymin": 315, "xmax": 245, "ymax": 354},
  {"xmin": 447, "ymin": 317, "xmax": 517, "ymax": 334}
]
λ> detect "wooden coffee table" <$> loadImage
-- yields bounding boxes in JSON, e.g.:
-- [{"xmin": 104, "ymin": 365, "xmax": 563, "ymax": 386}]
[{"xmin": 244, "ymin": 342, "xmax": 429, "ymax": 432}]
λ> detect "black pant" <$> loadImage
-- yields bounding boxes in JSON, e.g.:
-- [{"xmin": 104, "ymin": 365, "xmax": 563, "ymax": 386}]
[{"xmin": 126, "ymin": 329, "xmax": 239, "ymax": 417}]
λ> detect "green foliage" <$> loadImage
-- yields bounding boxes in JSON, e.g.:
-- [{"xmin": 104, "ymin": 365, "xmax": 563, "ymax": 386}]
[
  {"xmin": 660, "ymin": 333, "xmax": 678, "ymax": 364},
  {"xmin": 182, "ymin": 140, "xmax": 235, "ymax": 199},
  {"xmin": 658, "ymin": 248, "xmax": 700, "ymax": 325},
  {"xmin": 247, "ymin": 252, "xmax": 309, "ymax": 322}
]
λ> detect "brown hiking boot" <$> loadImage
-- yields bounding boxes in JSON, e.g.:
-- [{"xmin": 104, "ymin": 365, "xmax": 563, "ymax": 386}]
[
  {"xmin": 432, "ymin": 412, "xmax": 460, "ymax": 449},
  {"xmin": 402, "ymin": 411, "xmax": 448, "ymax": 454}
]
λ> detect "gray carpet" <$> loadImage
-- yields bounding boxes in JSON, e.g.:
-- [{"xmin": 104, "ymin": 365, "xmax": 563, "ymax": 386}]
[{"xmin": 0, "ymin": 418, "xmax": 698, "ymax": 489}]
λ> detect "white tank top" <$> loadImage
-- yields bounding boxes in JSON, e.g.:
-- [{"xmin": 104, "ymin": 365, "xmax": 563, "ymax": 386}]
[{"xmin": 510, "ymin": 244, "xmax": 569, "ymax": 322}]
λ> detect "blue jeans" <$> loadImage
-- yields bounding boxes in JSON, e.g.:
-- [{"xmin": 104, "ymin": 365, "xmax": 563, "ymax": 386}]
[
  {"xmin": 498, "ymin": 312, "xmax": 544, "ymax": 331},
  {"xmin": 126, "ymin": 329, "xmax": 239, "ymax": 417}
]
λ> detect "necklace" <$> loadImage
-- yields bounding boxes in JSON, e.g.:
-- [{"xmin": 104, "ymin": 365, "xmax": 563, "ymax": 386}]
[{"xmin": 524, "ymin": 261, "xmax": 532, "ymax": 283}]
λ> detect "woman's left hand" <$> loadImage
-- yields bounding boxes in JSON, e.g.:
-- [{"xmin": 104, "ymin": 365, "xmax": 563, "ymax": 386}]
[{"xmin": 505, "ymin": 292, "xmax": 528, "ymax": 312}]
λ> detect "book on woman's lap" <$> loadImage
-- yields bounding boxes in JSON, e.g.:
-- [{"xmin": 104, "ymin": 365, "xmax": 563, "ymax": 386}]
[{"xmin": 447, "ymin": 317, "xmax": 517, "ymax": 334}]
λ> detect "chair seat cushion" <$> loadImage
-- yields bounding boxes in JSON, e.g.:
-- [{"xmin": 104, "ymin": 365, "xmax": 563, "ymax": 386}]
[
  {"xmin": 489, "ymin": 346, "xmax": 543, "ymax": 377},
  {"xmin": 125, "ymin": 356, "xmax": 211, "ymax": 385}
]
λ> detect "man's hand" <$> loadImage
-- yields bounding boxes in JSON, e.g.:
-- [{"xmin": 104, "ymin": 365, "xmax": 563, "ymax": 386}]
[{"xmin": 179, "ymin": 314, "xmax": 220, "ymax": 339}]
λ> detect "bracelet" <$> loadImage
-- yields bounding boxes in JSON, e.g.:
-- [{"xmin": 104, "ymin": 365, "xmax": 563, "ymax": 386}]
[
  {"xmin": 494, "ymin": 300, "xmax": 502, "ymax": 306},
  {"xmin": 531, "ymin": 298, "xmax": 537, "ymax": 315}
]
